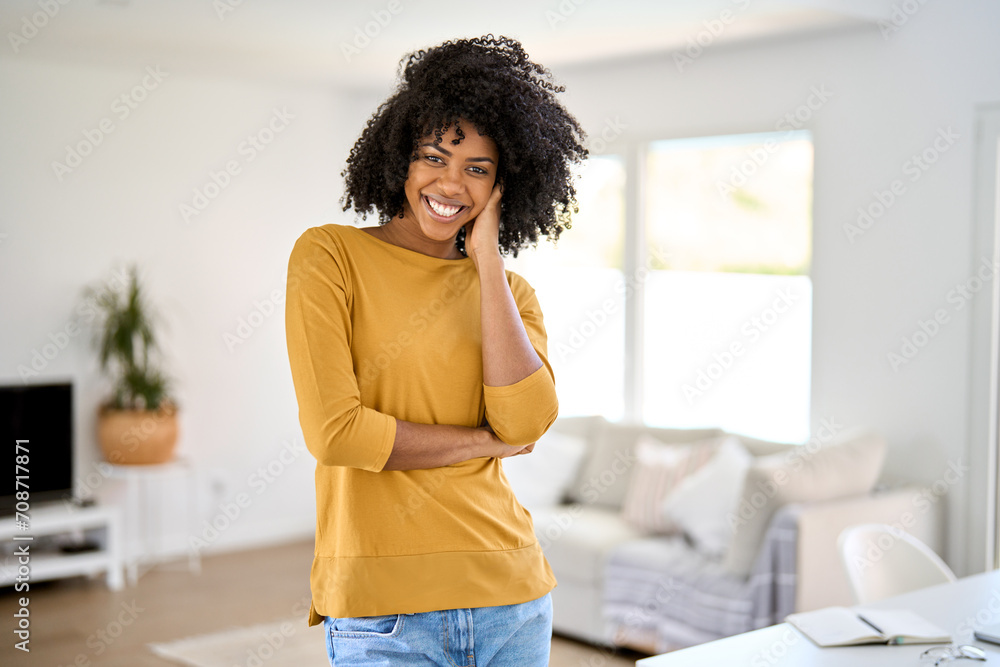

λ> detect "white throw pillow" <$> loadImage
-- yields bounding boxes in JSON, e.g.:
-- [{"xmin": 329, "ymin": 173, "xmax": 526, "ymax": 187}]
[
  {"xmin": 663, "ymin": 435, "xmax": 753, "ymax": 558},
  {"xmin": 502, "ymin": 431, "xmax": 588, "ymax": 511},
  {"xmin": 722, "ymin": 427, "xmax": 888, "ymax": 577}
]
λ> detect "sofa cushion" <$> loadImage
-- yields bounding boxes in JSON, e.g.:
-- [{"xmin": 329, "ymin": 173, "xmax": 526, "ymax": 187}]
[
  {"xmin": 733, "ymin": 433, "xmax": 798, "ymax": 458},
  {"xmin": 664, "ymin": 435, "xmax": 752, "ymax": 557},
  {"xmin": 546, "ymin": 414, "xmax": 610, "ymax": 442},
  {"xmin": 567, "ymin": 423, "xmax": 725, "ymax": 509},
  {"xmin": 621, "ymin": 434, "xmax": 725, "ymax": 534},
  {"xmin": 722, "ymin": 427, "xmax": 888, "ymax": 577},
  {"xmin": 502, "ymin": 430, "xmax": 588, "ymax": 511},
  {"xmin": 532, "ymin": 504, "xmax": 644, "ymax": 584}
]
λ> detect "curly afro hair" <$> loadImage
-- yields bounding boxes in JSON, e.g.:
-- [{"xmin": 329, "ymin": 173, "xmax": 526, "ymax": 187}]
[{"xmin": 341, "ymin": 34, "xmax": 588, "ymax": 256}]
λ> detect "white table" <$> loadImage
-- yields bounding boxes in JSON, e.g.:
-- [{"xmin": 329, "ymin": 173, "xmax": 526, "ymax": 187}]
[
  {"xmin": 108, "ymin": 458, "xmax": 200, "ymax": 585},
  {"xmin": 638, "ymin": 570, "xmax": 1000, "ymax": 666}
]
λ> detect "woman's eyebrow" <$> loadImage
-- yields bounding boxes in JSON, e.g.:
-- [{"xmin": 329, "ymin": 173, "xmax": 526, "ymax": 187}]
[
  {"xmin": 420, "ymin": 142, "xmax": 495, "ymax": 164},
  {"xmin": 421, "ymin": 142, "xmax": 452, "ymax": 156}
]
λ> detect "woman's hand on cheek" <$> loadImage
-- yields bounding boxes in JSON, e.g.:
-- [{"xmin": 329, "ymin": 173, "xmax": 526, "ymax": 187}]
[{"xmin": 465, "ymin": 182, "xmax": 503, "ymax": 271}]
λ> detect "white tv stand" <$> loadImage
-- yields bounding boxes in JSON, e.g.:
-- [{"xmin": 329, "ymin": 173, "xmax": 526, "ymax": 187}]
[{"xmin": 0, "ymin": 502, "xmax": 124, "ymax": 591}]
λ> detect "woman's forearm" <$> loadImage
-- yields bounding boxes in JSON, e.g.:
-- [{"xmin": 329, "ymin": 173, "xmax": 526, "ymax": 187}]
[
  {"xmin": 475, "ymin": 253, "xmax": 543, "ymax": 386},
  {"xmin": 381, "ymin": 419, "xmax": 528, "ymax": 471}
]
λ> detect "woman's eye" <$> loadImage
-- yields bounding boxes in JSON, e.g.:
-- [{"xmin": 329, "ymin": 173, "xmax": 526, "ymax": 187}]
[
  {"xmin": 469, "ymin": 166, "xmax": 487, "ymax": 175},
  {"xmin": 424, "ymin": 155, "xmax": 443, "ymax": 164}
]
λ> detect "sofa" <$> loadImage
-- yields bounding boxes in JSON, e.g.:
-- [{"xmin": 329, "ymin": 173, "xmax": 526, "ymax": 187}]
[{"xmin": 499, "ymin": 415, "xmax": 945, "ymax": 654}]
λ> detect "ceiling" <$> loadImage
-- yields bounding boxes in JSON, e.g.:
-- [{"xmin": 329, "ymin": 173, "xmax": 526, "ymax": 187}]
[{"xmin": 0, "ymin": 0, "xmax": 897, "ymax": 89}]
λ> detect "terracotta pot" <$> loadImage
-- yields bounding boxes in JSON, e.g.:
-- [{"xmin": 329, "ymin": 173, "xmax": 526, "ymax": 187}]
[{"xmin": 98, "ymin": 401, "xmax": 179, "ymax": 465}]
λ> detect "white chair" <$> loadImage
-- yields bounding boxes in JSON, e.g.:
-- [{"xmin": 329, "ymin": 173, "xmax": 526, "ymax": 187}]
[{"xmin": 837, "ymin": 523, "xmax": 956, "ymax": 604}]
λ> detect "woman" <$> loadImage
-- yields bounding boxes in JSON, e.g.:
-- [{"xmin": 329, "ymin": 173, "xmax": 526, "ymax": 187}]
[{"xmin": 285, "ymin": 35, "xmax": 586, "ymax": 666}]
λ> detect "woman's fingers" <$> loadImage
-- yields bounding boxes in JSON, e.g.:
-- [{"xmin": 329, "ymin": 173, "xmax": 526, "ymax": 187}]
[
  {"xmin": 487, "ymin": 181, "xmax": 503, "ymax": 208},
  {"xmin": 466, "ymin": 182, "xmax": 504, "ymax": 260},
  {"xmin": 493, "ymin": 441, "xmax": 535, "ymax": 459}
]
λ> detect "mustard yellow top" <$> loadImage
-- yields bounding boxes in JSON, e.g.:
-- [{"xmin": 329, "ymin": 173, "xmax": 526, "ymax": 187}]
[{"xmin": 284, "ymin": 224, "xmax": 559, "ymax": 626}]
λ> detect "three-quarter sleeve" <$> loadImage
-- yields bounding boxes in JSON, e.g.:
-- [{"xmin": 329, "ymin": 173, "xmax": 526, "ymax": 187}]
[
  {"xmin": 284, "ymin": 228, "xmax": 396, "ymax": 471},
  {"xmin": 482, "ymin": 274, "xmax": 559, "ymax": 447}
]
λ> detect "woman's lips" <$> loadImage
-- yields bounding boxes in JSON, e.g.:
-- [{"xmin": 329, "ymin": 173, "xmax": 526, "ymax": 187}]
[{"xmin": 423, "ymin": 195, "xmax": 467, "ymax": 222}]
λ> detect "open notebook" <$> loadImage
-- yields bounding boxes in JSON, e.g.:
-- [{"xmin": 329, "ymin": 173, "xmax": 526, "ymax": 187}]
[{"xmin": 785, "ymin": 607, "xmax": 951, "ymax": 647}]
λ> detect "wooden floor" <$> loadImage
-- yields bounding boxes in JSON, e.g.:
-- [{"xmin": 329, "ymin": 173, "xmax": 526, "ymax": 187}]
[{"xmin": 0, "ymin": 539, "xmax": 648, "ymax": 666}]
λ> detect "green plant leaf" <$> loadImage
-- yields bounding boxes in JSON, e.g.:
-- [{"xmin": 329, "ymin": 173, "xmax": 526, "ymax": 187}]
[{"xmin": 84, "ymin": 263, "xmax": 174, "ymax": 411}]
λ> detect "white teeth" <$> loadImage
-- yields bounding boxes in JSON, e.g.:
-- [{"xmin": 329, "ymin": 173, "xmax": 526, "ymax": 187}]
[{"xmin": 426, "ymin": 197, "xmax": 461, "ymax": 218}]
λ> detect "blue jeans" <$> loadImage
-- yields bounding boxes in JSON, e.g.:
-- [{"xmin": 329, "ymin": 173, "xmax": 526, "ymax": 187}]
[{"xmin": 323, "ymin": 592, "xmax": 552, "ymax": 666}]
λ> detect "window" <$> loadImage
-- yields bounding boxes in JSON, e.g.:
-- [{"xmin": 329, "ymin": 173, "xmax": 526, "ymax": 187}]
[
  {"xmin": 642, "ymin": 132, "xmax": 813, "ymax": 442},
  {"xmin": 508, "ymin": 132, "xmax": 813, "ymax": 443},
  {"xmin": 507, "ymin": 156, "xmax": 626, "ymax": 421}
]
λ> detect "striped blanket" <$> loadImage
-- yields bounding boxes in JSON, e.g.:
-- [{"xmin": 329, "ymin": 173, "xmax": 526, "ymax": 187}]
[{"xmin": 602, "ymin": 503, "xmax": 801, "ymax": 653}]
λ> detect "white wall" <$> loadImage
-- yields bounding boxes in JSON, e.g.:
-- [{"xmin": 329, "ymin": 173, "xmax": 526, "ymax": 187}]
[
  {"xmin": 0, "ymin": 56, "xmax": 369, "ymax": 554},
  {"xmin": 545, "ymin": 2, "xmax": 1000, "ymax": 575}
]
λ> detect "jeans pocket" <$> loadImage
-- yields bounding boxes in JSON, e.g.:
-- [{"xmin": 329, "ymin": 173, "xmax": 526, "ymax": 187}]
[{"xmin": 329, "ymin": 613, "xmax": 403, "ymax": 638}]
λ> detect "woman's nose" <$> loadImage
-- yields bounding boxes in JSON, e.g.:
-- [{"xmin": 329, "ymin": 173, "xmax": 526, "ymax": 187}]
[{"xmin": 437, "ymin": 165, "xmax": 464, "ymax": 194}]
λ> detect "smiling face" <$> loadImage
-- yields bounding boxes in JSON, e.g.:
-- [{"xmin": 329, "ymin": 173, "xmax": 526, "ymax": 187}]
[{"xmin": 396, "ymin": 121, "xmax": 499, "ymax": 256}]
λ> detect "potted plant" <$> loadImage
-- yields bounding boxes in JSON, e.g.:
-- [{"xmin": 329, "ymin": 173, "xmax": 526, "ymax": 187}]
[{"xmin": 85, "ymin": 264, "xmax": 179, "ymax": 465}]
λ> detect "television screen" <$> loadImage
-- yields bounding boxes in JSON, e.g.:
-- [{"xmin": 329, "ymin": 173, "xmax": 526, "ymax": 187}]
[{"xmin": 0, "ymin": 382, "xmax": 74, "ymax": 513}]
